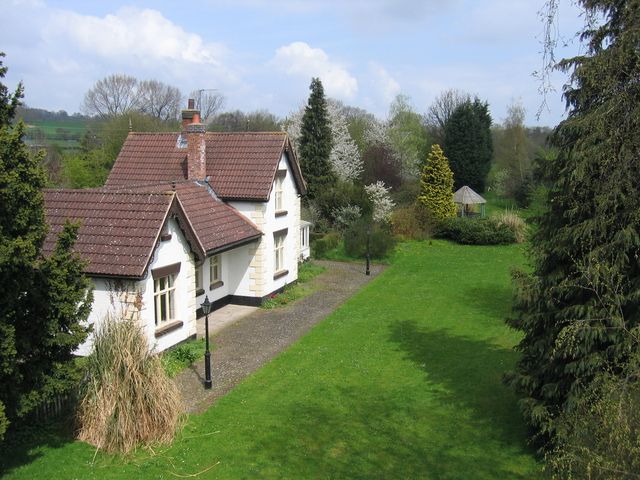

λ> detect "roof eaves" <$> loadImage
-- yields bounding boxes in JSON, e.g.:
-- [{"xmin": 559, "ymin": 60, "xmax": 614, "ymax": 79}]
[
  {"xmin": 205, "ymin": 232, "xmax": 263, "ymax": 257},
  {"xmin": 138, "ymin": 192, "xmax": 177, "ymax": 279}
]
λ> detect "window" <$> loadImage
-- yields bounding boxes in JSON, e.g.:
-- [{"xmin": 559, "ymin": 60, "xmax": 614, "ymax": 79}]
[
  {"xmin": 154, "ymin": 274, "xmax": 176, "ymax": 325},
  {"xmin": 301, "ymin": 225, "xmax": 308, "ymax": 248},
  {"xmin": 274, "ymin": 231, "xmax": 286, "ymax": 272},
  {"xmin": 274, "ymin": 174, "xmax": 284, "ymax": 212},
  {"xmin": 195, "ymin": 264, "xmax": 203, "ymax": 294},
  {"xmin": 210, "ymin": 255, "xmax": 221, "ymax": 283}
]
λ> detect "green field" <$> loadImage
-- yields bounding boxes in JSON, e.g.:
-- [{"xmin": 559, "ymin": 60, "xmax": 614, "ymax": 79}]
[
  {"xmin": 1, "ymin": 240, "xmax": 540, "ymax": 479},
  {"xmin": 24, "ymin": 119, "xmax": 87, "ymax": 150}
]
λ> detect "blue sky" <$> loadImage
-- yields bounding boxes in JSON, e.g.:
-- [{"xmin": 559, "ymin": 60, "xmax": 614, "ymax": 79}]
[{"xmin": 1, "ymin": 0, "xmax": 585, "ymax": 126}]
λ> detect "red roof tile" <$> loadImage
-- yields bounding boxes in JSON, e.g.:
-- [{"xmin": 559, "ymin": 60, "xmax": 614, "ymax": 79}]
[
  {"xmin": 172, "ymin": 182, "xmax": 262, "ymax": 252},
  {"xmin": 43, "ymin": 189, "xmax": 176, "ymax": 278},
  {"xmin": 44, "ymin": 183, "xmax": 263, "ymax": 277},
  {"xmin": 105, "ymin": 132, "xmax": 306, "ymax": 200}
]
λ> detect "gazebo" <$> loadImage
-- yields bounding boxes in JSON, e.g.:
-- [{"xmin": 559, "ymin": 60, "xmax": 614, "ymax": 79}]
[{"xmin": 453, "ymin": 185, "xmax": 486, "ymax": 218}]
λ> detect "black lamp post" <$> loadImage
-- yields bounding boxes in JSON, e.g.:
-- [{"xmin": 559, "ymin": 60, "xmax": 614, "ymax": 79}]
[
  {"xmin": 201, "ymin": 295, "xmax": 212, "ymax": 389},
  {"xmin": 365, "ymin": 224, "xmax": 371, "ymax": 276}
]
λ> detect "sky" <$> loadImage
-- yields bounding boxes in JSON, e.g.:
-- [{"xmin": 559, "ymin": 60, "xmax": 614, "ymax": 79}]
[{"xmin": 1, "ymin": 0, "xmax": 586, "ymax": 126}]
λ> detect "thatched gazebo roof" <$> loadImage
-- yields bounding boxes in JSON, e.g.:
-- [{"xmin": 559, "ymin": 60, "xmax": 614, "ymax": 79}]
[
  {"xmin": 453, "ymin": 186, "xmax": 486, "ymax": 217},
  {"xmin": 453, "ymin": 186, "xmax": 486, "ymax": 205}
]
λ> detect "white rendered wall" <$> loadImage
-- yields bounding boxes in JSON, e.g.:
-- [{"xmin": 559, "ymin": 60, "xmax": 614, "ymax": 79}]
[
  {"xmin": 140, "ymin": 218, "xmax": 196, "ymax": 352},
  {"xmin": 194, "ymin": 242, "xmax": 254, "ymax": 306},
  {"xmin": 77, "ymin": 218, "xmax": 197, "ymax": 356},
  {"xmin": 230, "ymin": 152, "xmax": 301, "ymax": 298}
]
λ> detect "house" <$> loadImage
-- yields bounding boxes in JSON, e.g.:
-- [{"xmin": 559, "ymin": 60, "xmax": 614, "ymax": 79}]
[{"xmin": 43, "ymin": 101, "xmax": 308, "ymax": 355}]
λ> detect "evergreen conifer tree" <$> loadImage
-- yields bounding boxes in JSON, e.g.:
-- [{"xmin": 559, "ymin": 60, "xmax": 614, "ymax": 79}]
[
  {"xmin": 0, "ymin": 53, "xmax": 91, "ymax": 440},
  {"xmin": 443, "ymin": 98, "xmax": 492, "ymax": 191},
  {"xmin": 506, "ymin": 0, "xmax": 640, "ymax": 445},
  {"xmin": 298, "ymin": 78, "xmax": 334, "ymax": 199},
  {"xmin": 417, "ymin": 144, "xmax": 457, "ymax": 220}
]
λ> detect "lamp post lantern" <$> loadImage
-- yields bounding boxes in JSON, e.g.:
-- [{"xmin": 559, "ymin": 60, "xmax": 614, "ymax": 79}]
[{"xmin": 201, "ymin": 295, "xmax": 212, "ymax": 389}]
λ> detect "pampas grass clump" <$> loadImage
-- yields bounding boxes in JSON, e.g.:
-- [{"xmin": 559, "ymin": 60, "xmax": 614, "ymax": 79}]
[
  {"xmin": 495, "ymin": 210, "xmax": 528, "ymax": 243},
  {"xmin": 77, "ymin": 317, "xmax": 183, "ymax": 454}
]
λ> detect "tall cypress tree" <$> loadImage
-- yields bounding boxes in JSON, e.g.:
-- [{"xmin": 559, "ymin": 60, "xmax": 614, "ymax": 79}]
[
  {"xmin": 298, "ymin": 78, "xmax": 334, "ymax": 199},
  {"xmin": 506, "ymin": 0, "xmax": 640, "ymax": 445},
  {"xmin": 0, "ymin": 53, "xmax": 91, "ymax": 440},
  {"xmin": 443, "ymin": 98, "xmax": 492, "ymax": 191}
]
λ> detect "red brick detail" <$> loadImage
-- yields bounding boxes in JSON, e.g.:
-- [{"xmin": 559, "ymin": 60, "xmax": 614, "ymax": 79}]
[{"xmin": 186, "ymin": 124, "xmax": 206, "ymax": 180}]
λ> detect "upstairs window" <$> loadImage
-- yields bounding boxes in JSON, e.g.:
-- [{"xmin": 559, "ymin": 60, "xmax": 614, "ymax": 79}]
[{"xmin": 274, "ymin": 174, "xmax": 284, "ymax": 212}]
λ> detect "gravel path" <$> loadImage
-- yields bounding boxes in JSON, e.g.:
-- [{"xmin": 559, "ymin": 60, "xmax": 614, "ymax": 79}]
[{"xmin": 174, "ymin": 260, "xmax": 386, "ymax": 414}]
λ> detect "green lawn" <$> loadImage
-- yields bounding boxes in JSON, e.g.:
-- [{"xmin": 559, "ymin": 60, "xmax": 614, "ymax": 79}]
[{"xmin": 1, "ymin": 240, "xmax": 540, "ymax": 478}]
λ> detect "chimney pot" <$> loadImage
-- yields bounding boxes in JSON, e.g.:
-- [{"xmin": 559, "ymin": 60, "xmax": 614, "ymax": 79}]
[{"xmin": 188, "ymin": 98, "xmax": 195, "ymax": 109}]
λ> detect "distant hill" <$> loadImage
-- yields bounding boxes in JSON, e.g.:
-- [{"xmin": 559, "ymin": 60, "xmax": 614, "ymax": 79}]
[{"xmin": 16, "ymin": 106, "xmax": 89, "ymax": 151}]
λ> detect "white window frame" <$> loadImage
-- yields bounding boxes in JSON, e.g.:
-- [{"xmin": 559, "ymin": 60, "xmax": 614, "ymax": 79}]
[
  {"xmin": 274, "ymin": 232, "xmax": 286, "ymax": 272},
  {"xmin": 210, "ymin": 255, "xmax": 221, "ymax": 283},
  {"xmin": 154, "ymin": 274, "xmax": 176, "ymax": 326},
  {"xmin": 274, "ymin": 174, "xmax": 284, "ymax": 212}
]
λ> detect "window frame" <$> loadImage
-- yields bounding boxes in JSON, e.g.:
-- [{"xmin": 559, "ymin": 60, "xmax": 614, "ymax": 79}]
[
  {"xmin": 210, "ymin": 254, "xmax": 221, "ymax": 283},
  {"xmin": 274, "ymin": 231, "xmax": 286, "ymax": 273},
  {"xmin": 274, "ymin": 171, "xmax": 286, "ymax": 214},
  {"xmin": 154, "ymin": 273, "xmax": 176, "ymax": 326},
  {"xmin": 195, "ymin": 263, "xmax": 204, "ymax": 295}
]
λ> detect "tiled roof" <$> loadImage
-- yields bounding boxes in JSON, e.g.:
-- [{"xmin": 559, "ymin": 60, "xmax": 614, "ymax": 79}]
[
  {"xmin": 105, "ymin": 131, "xmax": 306, "ymax": 200},
  {"xmin": 43, "ymin": 183, "xmax": 263, "ymax": 278},
  {"xmin": 43, "ymin": 189, "xmax": 175, "ymax": 278},
  {"xmin": 172, "ymin": 182, "xmax": 262, "ymax": 252},
  {"xmin": 105, "ymin": 133, "xmax": 186, "ymax": 187}
]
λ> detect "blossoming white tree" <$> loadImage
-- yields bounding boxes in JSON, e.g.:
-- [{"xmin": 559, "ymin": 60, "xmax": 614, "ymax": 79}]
[
  {"xmin": 284, "ymin": 100, "xmax": 362, "ymax": 182},
  {"xmin": 365, "ymin": 181, "xmax": 395, "ymax": 223}
]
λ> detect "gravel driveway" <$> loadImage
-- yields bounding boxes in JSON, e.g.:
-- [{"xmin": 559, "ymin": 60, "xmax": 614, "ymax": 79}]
[{"xmin": 174, "ymin": 260, "xmax": 385, "ymax": 414}]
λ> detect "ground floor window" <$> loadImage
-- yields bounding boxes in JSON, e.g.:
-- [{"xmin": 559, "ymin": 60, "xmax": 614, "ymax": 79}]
[
  {"xmin": 274, "ymin": 231, "xmax": 286, "ymax": 272},
  {"xmin": 195, "ymin": 264, "xmax": 203, "ymax": 292},
  {"xmin": 154, "ymin": 274, "xmax": 176, "ymax": 325},
  {"xmin": 210, "ymin": 255, "xmax": 221, "ymax": 283}
]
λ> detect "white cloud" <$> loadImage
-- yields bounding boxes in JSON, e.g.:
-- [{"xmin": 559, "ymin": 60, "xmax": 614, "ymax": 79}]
[
  {"xmin": 44, "ymin": 7, "xmax": 229, "ymax": 70},
  {"xmin": 272, "ymin": 42, "xmax": 358, "ymax": 99},
  {"xmin": 369, "ymin": 62, "xmax": 401, "ymax": 103}
]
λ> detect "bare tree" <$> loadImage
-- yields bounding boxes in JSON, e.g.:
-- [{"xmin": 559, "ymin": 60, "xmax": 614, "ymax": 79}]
[
  {"xmin": 425, "ymin": 89, "xmax": 471, "ymax": 143},
  {"xmin": 83, "ymin": 74, "xmax": 139, "ymax": 117},
  {"xmin": 190, "ymin": 90, "xmax": 225, "ymax": 123},
  {"xmin": 138, "ymin": 80, "xmax": 182, "ymax": 121}
]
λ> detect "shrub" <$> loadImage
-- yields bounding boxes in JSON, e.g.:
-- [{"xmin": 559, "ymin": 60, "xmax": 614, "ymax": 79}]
[
  {"xmin": 77, "ymin": 317, "xmax": 183, "ymax": 454},
  {"xmin": 494, "ymin": 210, "xmax": 528, "ymax": 243},
  {"xmin": 332, "ymin": 204, "xmax": 362, "ymax": 233},
  {"xmin": 312, "ymin": 232, "xmax": 340, "ymax": 258},
  {"xmin": 344, "ymin": 219, "xmax": 396, "ymax": 258},
  {"xmin": 391, "ymin": 203, "xmax": 435, "ymax": 240},
  {"xmin": 161, "ymin": 339, "xmax": 205, "ymax": 378},
  {"xmin": 436, "ymin": 217, "xmax": 515, "ymax": 245}
]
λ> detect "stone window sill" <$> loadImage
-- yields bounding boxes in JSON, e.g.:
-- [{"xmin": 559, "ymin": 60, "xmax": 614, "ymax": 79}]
[
  {"xmin": 209, "ymin": 280, "xmax": 224, "ymax": 290},
  {"xmin": 155, "ymin": 320, "xmax": 183, "ymax": 338},
  {"xmin": 275, "ymin": 210, "xmax": 288, "ymax": 217},
  {"xmin": 195, "ymin": 288, "xmax": 205, "ymax": 297},
  {"xmin": 273, "ymin": 269, "xmax": 289, "ymax": 280}
]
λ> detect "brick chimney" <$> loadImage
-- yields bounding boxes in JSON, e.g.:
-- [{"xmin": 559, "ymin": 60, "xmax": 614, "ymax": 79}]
[{"xmin": 181, "ymin": 99, "xmax": 206, "ymax": 180}]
